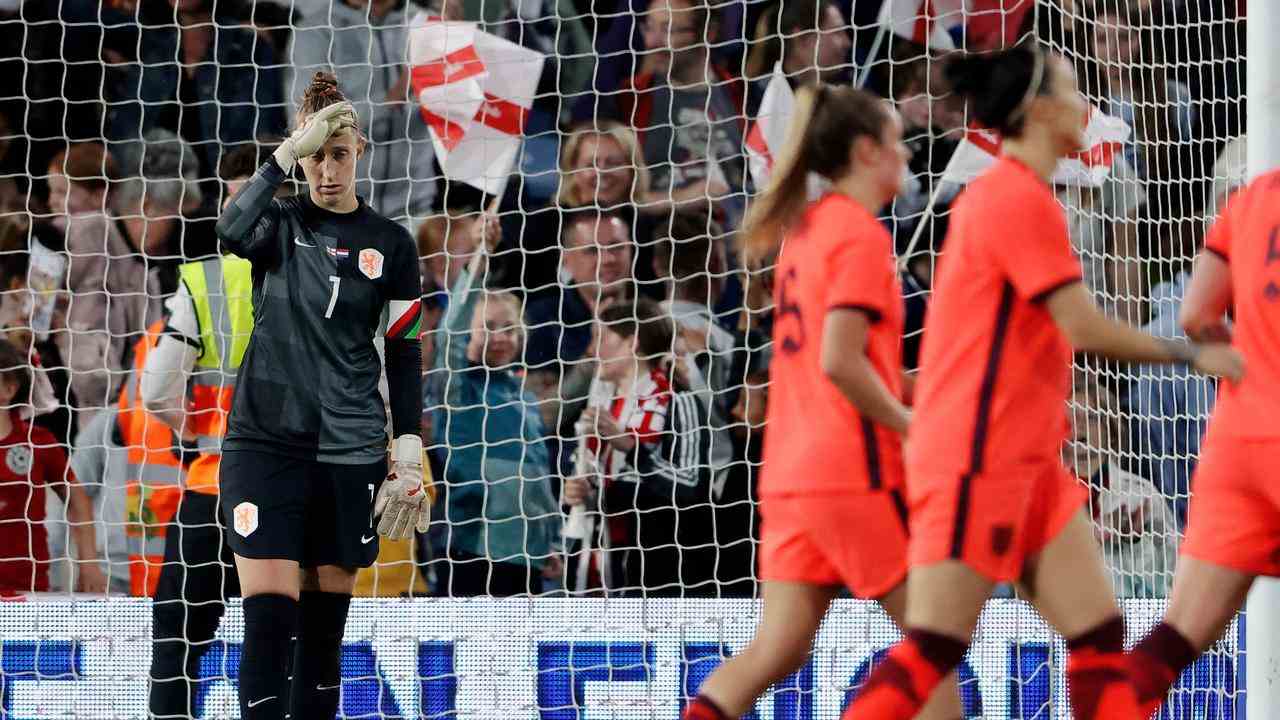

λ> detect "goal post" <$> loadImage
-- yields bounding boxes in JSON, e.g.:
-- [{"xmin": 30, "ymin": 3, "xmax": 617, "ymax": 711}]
[{"xmin": 1245, "ymin": 0, "xmax": 1280, "ymax": 715}]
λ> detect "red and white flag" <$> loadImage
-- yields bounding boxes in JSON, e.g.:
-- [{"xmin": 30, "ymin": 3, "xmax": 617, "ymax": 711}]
[
  {"xmin": 878, "ymin": 0, "xmax": 1034, "ymax": 51},
  {"xmin": 409, "ymin": 15, "xmax": 544, "ymax": 195},
  {"xmin": 941, "ymin": 105, "xmax": 1131, "ymax": 188},
  {"xmin": 745, "ymin": 62, "xmax": 794, "ymax": 190}
]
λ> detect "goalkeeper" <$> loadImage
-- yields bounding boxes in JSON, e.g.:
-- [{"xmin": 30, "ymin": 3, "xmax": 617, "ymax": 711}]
[{"xmin": 213, "ymin": 72, "xmax": 427, "ymax": 720}]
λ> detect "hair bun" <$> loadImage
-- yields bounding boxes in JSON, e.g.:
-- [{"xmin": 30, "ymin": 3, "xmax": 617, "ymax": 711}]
[
  {"xmin": 942, "ymin": 44, "xmax": 1041, "ymax": 134},
  {"xmin": 304, "ymin": 71, "xmax": 340, "ymax": 102}
]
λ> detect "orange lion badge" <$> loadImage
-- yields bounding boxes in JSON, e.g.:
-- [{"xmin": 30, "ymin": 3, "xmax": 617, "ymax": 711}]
[{"xmin": 359, "ymin": 248, "xmax": 384, "ymax": 280}]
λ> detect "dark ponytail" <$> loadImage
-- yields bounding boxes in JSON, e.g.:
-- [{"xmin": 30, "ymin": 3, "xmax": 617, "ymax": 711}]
[
  {"xmin": 943, "ymin": 42, "xmax": 1048, "ymax": 136},
  {"xmin": 741, "ymin": 84, "xmax": 889, "ymax": 268}
]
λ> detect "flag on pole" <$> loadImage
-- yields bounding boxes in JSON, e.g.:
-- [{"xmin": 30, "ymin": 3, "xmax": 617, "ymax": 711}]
[
  {"xmin": 408, "ymin": 15, "xmax": 544, "ymax": 195},
  {"xmin": 941, "ymin": 106, "xmax": 1130, "ymax": 188},
  {"xmin": 877, "ymin": 0, "xmax": 1035, "ymax": 51},
  {"xmin": 744, "ymin": 62, "xmax": 794, "ymax": 190}
]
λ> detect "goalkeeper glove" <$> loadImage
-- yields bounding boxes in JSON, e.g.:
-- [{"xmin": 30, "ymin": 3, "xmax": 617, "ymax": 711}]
[
  {"xmin": 374, "ymin": 434, "xmax": 432, "ymax": 541},
  {"xmin": 273, "ymin": 100, "xmax": 357, "ymax": 175}
]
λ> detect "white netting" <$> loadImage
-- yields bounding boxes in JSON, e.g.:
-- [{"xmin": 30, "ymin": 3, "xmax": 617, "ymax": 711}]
[{"xmin": 0, "ymin": 0, "xmax": 1248, "ymax": 717}]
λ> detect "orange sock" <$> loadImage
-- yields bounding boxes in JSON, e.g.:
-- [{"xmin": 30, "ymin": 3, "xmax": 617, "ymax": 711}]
[
  {"xmin": 1128, "ymin": 621, "xmax": 1198, "ymax": 718},
  {"xmin": 840, "ymin": 629, "xmax": 968, "ymax": 720},
  {"xmin": 1066, "ymin": 616, "xmax": 1141, "ymax": 720}
]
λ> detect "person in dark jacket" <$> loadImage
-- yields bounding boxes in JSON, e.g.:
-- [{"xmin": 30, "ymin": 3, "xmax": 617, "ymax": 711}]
[
  {"xmin": 561, "ymin": 298, "xmax": 726, "ymax": 596},
  {"xmin": 105, "ymin": 0, "xmax": 286, "ymax": 183}
]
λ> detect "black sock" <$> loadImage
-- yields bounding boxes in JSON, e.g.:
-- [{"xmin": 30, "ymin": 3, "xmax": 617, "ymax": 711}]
[
  {"xmin": 288, "ymin": 591, "xmax": 352, "ymax": 720},
  {"xmin": 239, "ymin": 594, "xmax": 298, "ymax": 720}
]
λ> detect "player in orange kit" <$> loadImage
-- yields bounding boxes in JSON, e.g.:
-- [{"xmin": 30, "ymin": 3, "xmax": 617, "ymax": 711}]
[
  {"xmin": 840, "ymin": 43, "xmax": 1243, "ymax": 720},
  {"xmin": 1126, "ymin": 170, "xmax": 1280, "ymax": 716},
  {"xmin": 681, "ymin": 85, "xmax": 961, "ymax": 720}
]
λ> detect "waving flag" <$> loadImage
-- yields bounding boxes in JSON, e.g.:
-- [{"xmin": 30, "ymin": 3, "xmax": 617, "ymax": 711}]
[
  {"xmin": 745, "ymin": 62, "xmax": 794, "ymax": 190},
  {"xmin": 878, "ymin": 0, "xmax": 1034, "ymax": 51},
  {"xmin": 941, "ymin": 105, "xmax": 1131, "ymax": 188},
  {"xmin": 409, "ymin": 15, "xmax": 544, "ymax": 195}
]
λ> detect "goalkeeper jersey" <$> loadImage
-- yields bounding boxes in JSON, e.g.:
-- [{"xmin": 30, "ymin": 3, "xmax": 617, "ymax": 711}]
[{"xmin": 214, "ymin": 158, "xmax": 423, "ymax": 464}]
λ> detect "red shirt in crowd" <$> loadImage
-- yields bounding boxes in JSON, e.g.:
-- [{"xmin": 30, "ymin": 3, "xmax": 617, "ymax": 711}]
[{"xmin": 0, "ymin": 420, "xmax": 73, "ymax": 594}]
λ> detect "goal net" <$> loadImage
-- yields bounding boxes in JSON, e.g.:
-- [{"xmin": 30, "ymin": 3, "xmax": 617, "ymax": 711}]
[{"xmin": 0, "ymin": 0, "xmax": 1246, "ymax": 717}]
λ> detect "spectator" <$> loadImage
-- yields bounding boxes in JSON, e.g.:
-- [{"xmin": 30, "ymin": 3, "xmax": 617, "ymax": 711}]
[
  {"xmin": 0, "ymin": 246, "xmax": 75, "ymax": 446},
  {"xmin": 1086, "ymin": 5, "xmax": 1195, "ymax": 183},
  {"xmin": 715, "ymin": 341, "xmax": 768, "ymax": 598},
  {"xmin": 111, "ymin": 129, "xmax": 209, "ymax": 306},
  {"xmin": 47, "ymin": 405, "xmax": 131, "ymax": 595},
  {"xmin": 561, "ymin": 298, "xmax": 724, "ymax": 596},
  {"xmin": 502, "ymin": 121, "xmax": 708, "ymax": 294},
  {"xmin": 651, "ymin": 213, "xmax": 735, "ymax": 409},
  {"xmin": 104, "ymin": 0, "xmax": 286, "ymax": 185},
  {"xmin": 1083, "ymin": 3, "xmax": 1202, "ymax": 269},
  {"xmin": 602, "ymin": 0, "xmax": 747, "ymax": 227},
  {"xmin": 1068, "ymin": 374, "xmax": 1176, "ymax": 598},
  {"xmin": 42, "ymin": 142, "xmax": 136, "ymax": 425},
  {"xmin": 524, "ymin": 207, "xmax": 636, "ymax": 433},
  {"xmin": 744, "ymin": 0, "xmax": 852, "ymax": 86},
  {"xmin": 430, "ymin": 234, "xmax": 560, "ymax": 596},
  {"xmin": 1128, "ymin": 134, "xmax": 1245, "ymax": 526},
  {"xmin": 217, "ymin": 141, "xmax": 287, "ymax": 212},
  {"xmin": 286, "ymin": 0, "xmax": 437, "ymax": 230},
  {"xmin": 0, "ymin": 338, "xmax": 105, "ymax": 595}
]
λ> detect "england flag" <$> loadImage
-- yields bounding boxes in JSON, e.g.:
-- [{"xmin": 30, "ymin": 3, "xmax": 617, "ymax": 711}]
[
  {"xmin": 878, "ymin": 0, "xmax": 1034, "ymax": 51},
  {"xmin": 941, "ymin": 105, "xmax": 1131, "ymax": 188},
  {"xmin": 409, "ymin": 16, "xmax": 544, "ymax": 195}
]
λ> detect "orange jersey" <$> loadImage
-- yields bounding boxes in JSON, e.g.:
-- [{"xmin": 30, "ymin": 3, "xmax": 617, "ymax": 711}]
[
  {"xmin": 760, "ymin": 194, "xmax": 905, "ymax": 496},
  {"xmin": 1202, "ymin": 170, "xmax": 1280, "ymax": 440},
  {"xmin": 908, "ymin": 156, "xmax": 1082, "ymax": 476}
]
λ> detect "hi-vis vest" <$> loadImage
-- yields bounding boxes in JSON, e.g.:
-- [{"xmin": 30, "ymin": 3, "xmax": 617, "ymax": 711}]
[
  {"xmin": 179, "ymin": 255, "xmax": 254, "ymax": 494},
  {"xmin": 118, "ymin": 320, "xmax": 184, "ymax": 597}
]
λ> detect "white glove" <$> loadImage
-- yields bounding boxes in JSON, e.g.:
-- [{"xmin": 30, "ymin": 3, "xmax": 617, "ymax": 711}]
[
  {"xmin": 374, "ymin": 434, "xmax": 431, "ymax": 541},
  {"xmin": 273, "ymin": 101, "xmax": 357, "ymax": 175}
]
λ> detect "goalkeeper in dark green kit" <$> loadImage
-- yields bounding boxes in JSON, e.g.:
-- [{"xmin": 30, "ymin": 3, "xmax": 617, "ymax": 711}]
[{"xmin": 213, "ymin": 71, "xmax": 429, "ymax": 720}]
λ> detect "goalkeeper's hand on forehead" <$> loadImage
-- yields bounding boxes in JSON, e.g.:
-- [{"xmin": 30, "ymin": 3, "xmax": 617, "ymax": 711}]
[{"xmin": 273, "ymin": 100, "xmax": 358, "ymax": 174}]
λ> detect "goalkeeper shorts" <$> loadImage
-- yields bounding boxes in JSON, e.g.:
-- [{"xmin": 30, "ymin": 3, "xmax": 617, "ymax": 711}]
[
  {"xmin": 759, "ymin": 490, "xmax": 910, "ymax": 599},
  {"xmin": 1181, "ymin": 434, "xmax": 1280, "ymax": 577},
  {"xmin": 907, "ymin": 460, "xmax": 1087, "ymax": 583},
  {"xmin": 218, "ymin": 449, "xmax": 386, "ymax": 569}
]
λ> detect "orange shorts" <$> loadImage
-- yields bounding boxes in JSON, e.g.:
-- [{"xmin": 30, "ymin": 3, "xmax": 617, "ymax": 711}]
[
  {"xmin": 1181, "ymin": 435, "xmax": 1280, "ymax": 576},
  {"xmin": 759, "ymin": 490, "xmax": 910, "ymax": 599},
  {"xmin": 908, "ymin": 461, "xmax": 1087, "ymax": 582}
]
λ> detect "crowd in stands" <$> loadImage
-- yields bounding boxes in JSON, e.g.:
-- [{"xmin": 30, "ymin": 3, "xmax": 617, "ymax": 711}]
[{"xmin": 0, "ymin": 0, "xmax": 1248, "ymax": 599}]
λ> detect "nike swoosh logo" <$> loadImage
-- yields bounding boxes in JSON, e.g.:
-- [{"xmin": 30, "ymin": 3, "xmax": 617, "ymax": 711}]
[
  {"xmin": 316, "ymin": 683, "xmax": 341, "ymax": 691},
  {"xmin": 362, "ymin": 535, "xmax": 376, "ymax": 544},
  {"xmin": 294, "ymin": 236, "xmax": 316, "ymax": 248},
  {"xmin": 247, "ymin": 696, "xmax": 277, "ymax": 708}
]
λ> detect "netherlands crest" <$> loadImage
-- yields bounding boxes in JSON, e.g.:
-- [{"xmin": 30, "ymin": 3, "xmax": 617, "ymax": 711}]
[{"xmin": 358, "ymin": 248, "xmax": 384, "ymax": 280}]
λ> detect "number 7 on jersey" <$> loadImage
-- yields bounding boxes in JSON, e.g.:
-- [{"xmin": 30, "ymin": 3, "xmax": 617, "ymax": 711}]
[{"xmin": 325, "ymin": 275, "xmax": 340, "ymax": 318}]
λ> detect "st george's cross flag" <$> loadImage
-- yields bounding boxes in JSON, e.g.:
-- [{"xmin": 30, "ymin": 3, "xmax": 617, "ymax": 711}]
[
  {"xmin": 878, "ymin": 0, "xmax": 1035, "ymax": 51},
  {"xmin": 408, "ymin": 15, "xmax": 545, "ymax": 195},
  {"xmin": 941, "ymin": 105, "xmax": 1131, "ymax": 188}
]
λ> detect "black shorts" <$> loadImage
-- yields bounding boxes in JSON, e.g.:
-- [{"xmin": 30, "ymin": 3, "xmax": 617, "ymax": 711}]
[{"xmin": 218, "ymin": 449, "xmax": 386, "ymax": 569}]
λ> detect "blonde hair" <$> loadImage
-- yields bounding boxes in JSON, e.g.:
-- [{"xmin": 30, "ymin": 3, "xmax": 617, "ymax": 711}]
[
  {"xmin": 557, "ymin": 121, "xmax": 649, "ymax": 207},
  {"xmin": 741, "ymin": 84, "xmax": 889, "ymax": 268}
]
